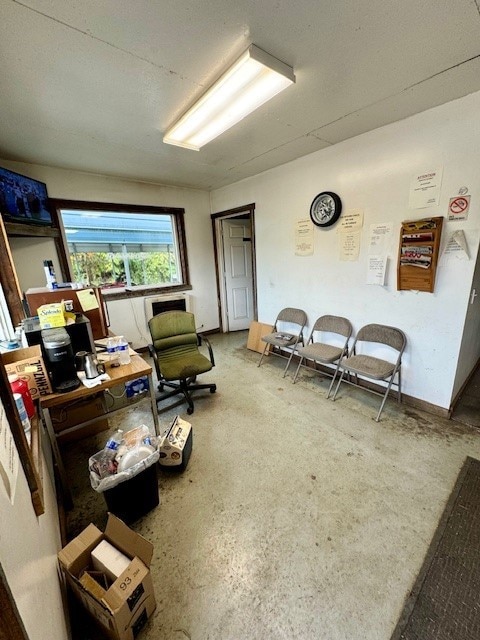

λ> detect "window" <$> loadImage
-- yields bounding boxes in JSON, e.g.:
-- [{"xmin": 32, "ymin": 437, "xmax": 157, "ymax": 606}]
[{"xmin": 54, "ymin": 201, "xmax": 189, "ymax": 293}]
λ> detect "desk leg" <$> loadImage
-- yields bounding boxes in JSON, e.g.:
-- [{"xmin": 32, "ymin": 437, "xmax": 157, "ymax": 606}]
[
  {"xmin": 41, "ymin": 405, "xmax": 74, "ymax": 510},
  {"xmin": 148, "ymin": 372, "xmax": 160, "ymax": 436}
]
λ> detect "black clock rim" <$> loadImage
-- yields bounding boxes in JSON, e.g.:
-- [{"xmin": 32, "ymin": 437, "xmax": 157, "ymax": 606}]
[{"xmin": 309, "ymin": 191, "xmax": 342, "ymax": 227}]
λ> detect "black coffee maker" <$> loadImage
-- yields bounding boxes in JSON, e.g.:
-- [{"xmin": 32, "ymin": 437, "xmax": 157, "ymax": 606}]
[{"xmin": 41, "ymin": 327, "xmax": 80, "ymax": 392}]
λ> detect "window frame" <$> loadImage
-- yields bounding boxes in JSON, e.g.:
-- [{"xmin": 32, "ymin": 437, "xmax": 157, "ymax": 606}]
[{"xmin": 51, "ymin": 199, "xmax": 191, "ymax": 300}]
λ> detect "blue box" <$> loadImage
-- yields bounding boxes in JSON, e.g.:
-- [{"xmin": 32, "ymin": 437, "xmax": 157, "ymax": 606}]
[{"xmin": 125, "ymin": 375, "xmax": 149, "ymax": 399}]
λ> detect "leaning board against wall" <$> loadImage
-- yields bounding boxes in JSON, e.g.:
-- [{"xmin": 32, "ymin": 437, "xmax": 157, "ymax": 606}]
[{"xmin": 397, "ymin": 217, "xmax": 443, "ymax": 293}]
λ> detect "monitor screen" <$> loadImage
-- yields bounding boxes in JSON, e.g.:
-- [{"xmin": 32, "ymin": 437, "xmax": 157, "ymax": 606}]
[{"xmin": 0, "ymin": 166, "xmax": 52, "ymax": 225}]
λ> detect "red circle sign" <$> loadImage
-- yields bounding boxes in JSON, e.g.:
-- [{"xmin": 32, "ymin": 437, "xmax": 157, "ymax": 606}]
[{"xmin": 449, "ymin": 197, "xmax": 469, "ymax": 214}]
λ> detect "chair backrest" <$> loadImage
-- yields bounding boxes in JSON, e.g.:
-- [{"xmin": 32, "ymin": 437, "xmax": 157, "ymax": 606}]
[
  {"xmin": 355, "ymin": 323, "xmax": 406, "ymax": 356},
  {"xmin": 275, "ymin": 307, "xmax": 307, "ymax": 332},
  {"xmin": 312, "ymin": 315, "xmax": 352, "ymax": 339},
  {"xmin": 148, "ymin": 311, "xmax": 198, "ymax": 351}
]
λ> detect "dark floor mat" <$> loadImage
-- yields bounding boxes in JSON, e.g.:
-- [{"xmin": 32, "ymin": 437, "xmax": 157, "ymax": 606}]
[{"xmin": 391, "ymin": 456, "xmax": 480, "ymax": 640}]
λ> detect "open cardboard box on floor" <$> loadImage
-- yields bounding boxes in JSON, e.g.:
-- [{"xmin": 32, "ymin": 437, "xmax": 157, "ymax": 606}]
[{"xmin": 58, "ymin": 513, "xmax": 156, "ymax": 640}]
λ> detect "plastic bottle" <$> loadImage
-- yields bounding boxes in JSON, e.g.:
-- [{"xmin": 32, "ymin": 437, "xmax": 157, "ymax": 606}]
[
  {"xmin": 105, "ymin": 429, "xmax": 124, "ymax": 453},
  {"xmin": 8, "ymin": 374, "xmax": 35, "ymax": 418},
  {"xmin": 98, "ymin": 429, "xmax": 124, "ymax": 478},
  {"xmin": 106, "ymin": 337, "xmax": 119, "ymax": 364},
  {"xmin": 13, "ymin": 393, "xmax": 31, "ymax": 441},
  {"xmin": 43, "ymin": 260, "xmax": 57, "ymax": 289},
  {"xmin": 117, "ymin": 336, "xmax": 131, "ymax": 365}
]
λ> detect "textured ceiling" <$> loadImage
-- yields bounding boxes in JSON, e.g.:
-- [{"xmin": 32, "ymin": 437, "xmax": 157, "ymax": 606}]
[{"xmin": 1, "ymin": 0, "xmax": 480, "ymax": 190}]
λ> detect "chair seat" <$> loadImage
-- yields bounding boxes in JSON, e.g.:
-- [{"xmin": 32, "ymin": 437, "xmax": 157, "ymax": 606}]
[
  {"xmin": 160, "ymin": 352, "xmax": 213, "ymax": 381},
  {"xmin": 262, "ymin": 332, "xmax": 296, "ymax": 347},
  {"xmin": 297, "ymin": 342, "xmax": 343, "ymax": 363},
  {"xmin": 340, "ymin": 354, "xmax": 395, "ymax": 380}
]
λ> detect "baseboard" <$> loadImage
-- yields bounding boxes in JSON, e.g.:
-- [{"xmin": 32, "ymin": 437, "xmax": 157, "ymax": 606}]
[
  {"xmin": 293, "ymin": 357, "xmax": 450, "ymax": 419},
  {"xmin": 449, "ymin": 355, "xmax": 480, "ymax": 416}
]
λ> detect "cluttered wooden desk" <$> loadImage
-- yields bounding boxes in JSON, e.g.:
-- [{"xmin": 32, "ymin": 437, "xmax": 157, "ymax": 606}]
[{"xmin": 40, "ymin": 353, "xmax": 159, "ymax": 509}]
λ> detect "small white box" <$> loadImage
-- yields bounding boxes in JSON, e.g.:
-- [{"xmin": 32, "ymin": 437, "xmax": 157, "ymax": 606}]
[{"xmin": 91, "ymin": 539, "xmax": 130, "ymax": 582}]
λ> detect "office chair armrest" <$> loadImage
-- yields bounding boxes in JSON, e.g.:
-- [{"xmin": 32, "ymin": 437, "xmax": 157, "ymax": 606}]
[
  {"xmin": 197, "ymin": 333, "xmax": 215, "ymax": 367},
  {"xmin": 148, "ymin": 343, "xmax": 162, "ymax": 380}
]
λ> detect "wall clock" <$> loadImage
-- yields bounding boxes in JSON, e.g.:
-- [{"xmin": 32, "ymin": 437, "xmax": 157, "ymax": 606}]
[{"xmin": 309, "ymin": 191, "xmax": 342, "ymax": 227}]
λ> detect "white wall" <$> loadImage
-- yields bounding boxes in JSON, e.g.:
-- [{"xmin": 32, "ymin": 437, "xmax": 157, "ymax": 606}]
[
  {"xmin": 211, "ymin": 92, "xmax": 480, "ymax": 411},
  {"xmin": 0, "ymin": 161, "xmax": 219, "ymax": 345},
  {"xmin": 0, "ymin": 408, "xmax": 68, "ymax": 639}
]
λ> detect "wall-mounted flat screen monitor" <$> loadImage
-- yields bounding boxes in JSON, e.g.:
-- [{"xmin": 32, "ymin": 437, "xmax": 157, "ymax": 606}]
[{"xmin": 0, "ymin": 166, "xmax": 52, "ymax": 226}]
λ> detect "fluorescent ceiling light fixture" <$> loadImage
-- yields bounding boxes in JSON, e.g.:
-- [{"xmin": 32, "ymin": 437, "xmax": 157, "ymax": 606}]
[{"xmin": 163, "ymin": 44, "xmax": 295, "ymax": 150}]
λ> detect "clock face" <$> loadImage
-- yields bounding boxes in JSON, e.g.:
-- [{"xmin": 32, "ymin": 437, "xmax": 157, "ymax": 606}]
[{"xmin": 310, "ymin": 191, "xmax": 342, "ymax": 227}]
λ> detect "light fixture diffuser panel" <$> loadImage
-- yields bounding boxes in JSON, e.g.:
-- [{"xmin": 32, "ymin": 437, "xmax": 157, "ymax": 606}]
[{"xmin": 163, "ymin": 44, "xmax": 295, "ymax": 150}]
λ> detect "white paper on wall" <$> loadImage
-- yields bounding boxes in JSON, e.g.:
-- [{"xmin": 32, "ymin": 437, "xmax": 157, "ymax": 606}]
[
  {"xmin": 295, "ymin": 219, "xmax": 314, "ymax": 256},
  {"xmin": 340, "ymin": 231, "xmax": 360, "ymax": 261},
  {"xmin": 0, "ymin": 400, "xmax": 19, "ymax": 504},
  {"xmin": 366, "ymin": 255, "xmax": 387, "ymax": 285},
  {"xmin": 409, "ymin": 167, "xmax": 443, "ymax": 208}
]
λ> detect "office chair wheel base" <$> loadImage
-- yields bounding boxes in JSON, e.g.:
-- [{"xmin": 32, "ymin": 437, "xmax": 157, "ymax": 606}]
[
  {"xmin": 187, "ymin": 406, "xmax": 194, "ymax": 415},
  {"xmin": 210, "ymin": 385, "xmax": 217, "ymax": 393}
]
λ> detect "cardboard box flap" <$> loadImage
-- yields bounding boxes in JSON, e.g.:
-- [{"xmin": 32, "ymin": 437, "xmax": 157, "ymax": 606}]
[
  {"xmin": 1, "ymin": 345, "xmax": 42, "ymax": 366},
  {"xmin": 103, "ymin": 557, "xmax": 149, "ymax": 612},
  {"xmin": 104, "ymin": 513, "xmax": 153, "ymax": 568},
  {"xmin": 58, "ymin": 523, "xmax": 103, "ymax": 573}
]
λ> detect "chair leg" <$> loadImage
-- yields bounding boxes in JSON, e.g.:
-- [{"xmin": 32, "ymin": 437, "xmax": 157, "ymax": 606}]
[
  {"xmin": 282, "ymin": 350, "xmax": 296, "ymax": 377},
  {"xmin": 258, "ymin": 344, "xmax": 269, "ymax": 368},
  {"xmin": 374, "ymin": 375, "xmax": 397, "ymax": 422},
  {"xmin": 292, "ymin": 357, "xmax": 304, "ymax": 383},
  {"xmin": 326, "ymin": 362, "xmax": 341, "ymax": 398},
  {"xmin": 331, "ymin": 369, "xmax": 346, "ymax": 401},
  {"xmin": 179, "ymin": 381, "xmax": 195, "ymax": 415}
]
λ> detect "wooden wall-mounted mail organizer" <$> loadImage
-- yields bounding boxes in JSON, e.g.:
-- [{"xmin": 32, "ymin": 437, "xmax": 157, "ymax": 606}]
[{"xmin": 397, "ymin": 216, "xmax": 443, "ymax": 293}]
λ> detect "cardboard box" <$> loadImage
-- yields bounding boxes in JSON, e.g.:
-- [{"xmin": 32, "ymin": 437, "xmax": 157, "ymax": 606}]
[
  {"xmin": 50, "ymin": 394, "xmax": 109, "ymax": 436},
  {"xmin": 246, "ymin": 321, "xmax": 274, "ymax": 354},
  {"xmin": 58, "ymin": 513, "xmax": 156, "ymax": 640},
  {"xmin": 2, "ymin": 345, "xmax": 52, "ymax": 399}
]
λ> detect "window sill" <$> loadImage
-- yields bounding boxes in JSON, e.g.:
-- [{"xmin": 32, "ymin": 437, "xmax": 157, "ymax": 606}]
[{"xmin": 101, "ymin": 284, "xmax": 192, "ymax": 302}]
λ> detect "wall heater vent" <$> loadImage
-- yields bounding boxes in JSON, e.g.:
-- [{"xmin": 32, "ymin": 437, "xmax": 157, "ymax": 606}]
[{"xmin": 144, "ymin": 293, "xmax": 191, "ymax": 323}]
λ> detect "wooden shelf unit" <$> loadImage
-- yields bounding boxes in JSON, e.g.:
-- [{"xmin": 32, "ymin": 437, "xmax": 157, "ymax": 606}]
[{"xmin": 397, "ymin": 216, "xmax": 443, "ymax": 293}]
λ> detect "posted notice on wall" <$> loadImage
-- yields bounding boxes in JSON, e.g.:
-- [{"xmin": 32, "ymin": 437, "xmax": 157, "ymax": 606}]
[
  {"xmin": 366, "ymin": 256, "xmax": 387, "ymax": 285},
  {"xmin": 295, "ymin": 219, "xmax": 314, "ymax": 256},
  {"xmin": 409, "ymin": 167, "xmax": 443, "ymax": 209},
  {"xmin": 0, "ymin": 401, "xmax": 19, "ymax": 504},
  {"xmin": 339, "ymin": 231, "xmax": 361, "ymax": 261},
  {"xmin": 369, "ymin": 222, "xmax": 393, "ymax": 255},
  {"xmin": 339, "ymin": 209, "xmax": 364, "ymax": 232},
  {"xmin": 77, "ymin": 288, "xmax": 99, "ymax": 312},
  {"xmin": 439, "ymin": 229, "xmax": 473, "ymax": 266},
  {"xmin": 366, "ymin": 223, "xmax": 392, "ymax": 285}
]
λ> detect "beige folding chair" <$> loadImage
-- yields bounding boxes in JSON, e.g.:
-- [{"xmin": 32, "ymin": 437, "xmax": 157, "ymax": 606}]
[
  {"xmin": 330, "ymin": 323, "xmax": 406, "ymax": 421},
  {"xmin": 258, "ymin": 307, "xmax": 307, "ymax": 377},
  {"xmin": 293, "ymin": 315, "xmax": 352, "ymax": 396}
]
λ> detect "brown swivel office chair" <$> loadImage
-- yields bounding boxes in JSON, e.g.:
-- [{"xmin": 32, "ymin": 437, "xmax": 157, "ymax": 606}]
[{"xmin": 148, "ymin": 310, "xmax": 216, "ymax": 414}]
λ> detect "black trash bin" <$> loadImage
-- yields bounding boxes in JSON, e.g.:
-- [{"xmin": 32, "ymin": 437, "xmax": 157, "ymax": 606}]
[
  {"xmin": 90, "ymin": 446, "xmax": 160, "ymax": 524},
  {"xmin": 103, "ymin": 463, "xmax": 159, "ymax": 524}
]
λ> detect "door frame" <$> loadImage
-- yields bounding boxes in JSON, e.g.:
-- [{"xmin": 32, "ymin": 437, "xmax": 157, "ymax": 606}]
[{"xmin": 211, "ymin": 204, "xmax": 257, "ymax": 333}]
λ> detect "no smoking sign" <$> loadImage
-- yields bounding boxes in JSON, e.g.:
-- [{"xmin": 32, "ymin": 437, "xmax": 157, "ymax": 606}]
[{"xmin": 448, "ymin": 195, "xmax": 470, "ymax": 221}]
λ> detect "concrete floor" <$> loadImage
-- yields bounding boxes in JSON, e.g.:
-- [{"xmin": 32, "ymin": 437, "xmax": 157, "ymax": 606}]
[{"xmin": 63, "ymin": 331, "xmax": 480, "ymax": 640}]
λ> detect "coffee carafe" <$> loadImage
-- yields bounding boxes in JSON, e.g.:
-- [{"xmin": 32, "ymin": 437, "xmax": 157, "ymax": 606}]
[
  {"xmin": 75, "ymin": 351, "xmax": 105, "ymax": 379},
  {"xmin": 42, "ymin": 327, "xmax": 80, "ymax": 392}
]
